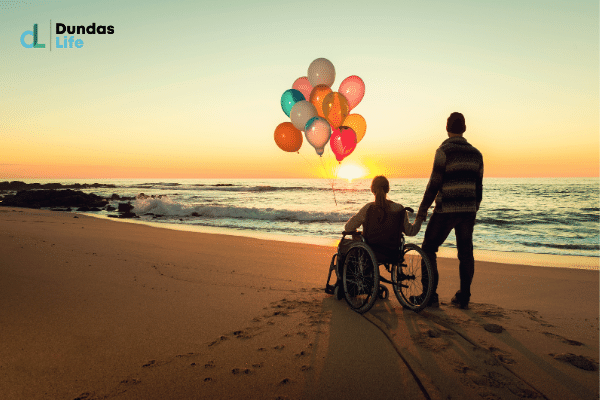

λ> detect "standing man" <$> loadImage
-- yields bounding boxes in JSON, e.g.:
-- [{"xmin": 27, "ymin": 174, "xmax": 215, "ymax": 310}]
[{"xmin": 415, "ymin": 112, "xmax": 484, "ymax": 309}]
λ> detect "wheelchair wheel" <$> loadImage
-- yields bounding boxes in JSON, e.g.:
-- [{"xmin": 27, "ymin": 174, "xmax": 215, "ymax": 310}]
[
  {"xmin": 392, "ymin": 243, "xmax": 433, "ymax": 312},
  {"xmin": 342, "ymin": 244, "xmax": 380, "ymax": 314}
]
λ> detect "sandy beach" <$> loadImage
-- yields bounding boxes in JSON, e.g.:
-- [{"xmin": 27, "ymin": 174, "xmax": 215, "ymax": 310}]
[{"xmin": 0, "ymin": 207, "xmax": 597, "ymax": 400}]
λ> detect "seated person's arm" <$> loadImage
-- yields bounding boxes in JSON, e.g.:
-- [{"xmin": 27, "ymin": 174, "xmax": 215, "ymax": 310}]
[
  {"xmin": 403, "ymin": 210, "xmax": 424, "ymax": 236},
  {"xmin": 344, "ymin": 203, "xmax": 370, "ymax": 232}
]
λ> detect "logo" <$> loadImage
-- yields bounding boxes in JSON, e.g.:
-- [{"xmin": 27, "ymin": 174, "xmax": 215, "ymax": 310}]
[
  {"xmin": 21, "ymin": 22, "xmax": 115, "ymax": 49},
  {"xmin": 20, "ymin": 24, "xmax": 45, "ymax": 48}
]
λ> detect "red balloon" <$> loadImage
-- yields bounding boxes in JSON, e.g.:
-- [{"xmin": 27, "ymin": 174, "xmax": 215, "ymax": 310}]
[
  {"xmin": 330, "ymin": 126, "xmax": 357, "ymax": 162},
  {"xmin": 274, "ymin": 122, "xmax": 302, "ymax": 152}
]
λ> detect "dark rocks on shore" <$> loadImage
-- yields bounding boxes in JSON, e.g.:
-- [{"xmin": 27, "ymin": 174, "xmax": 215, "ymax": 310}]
[
  {"xmin": 116, "ymin": 202, "xmax": 137, "ymax": 218},
  {"xmin": 76, "ymin": 206, "xmax": 103, "ymax": 212},
  {"xmin": 119, "ymin": 212, "xmax": 138, "ymax": 218},
  {"xmin": 1, "ymin": 189, "xmax": 108, "ymax": 209},
  {"xmin": 109, "ymin": 193, "xmax": 135, "ymax": 201},
  {"xmin": 118, "ymin": 202, "xmax": 134, "ymax": 213},
  {"xmin": 0, "ymin": 181, "xmax": 116, "ymax": 192}
]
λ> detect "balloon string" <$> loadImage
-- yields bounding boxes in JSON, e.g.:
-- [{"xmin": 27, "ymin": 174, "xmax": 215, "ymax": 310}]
[{"xmin": 320, "ymin": 156, "xmax": 337, "ymax": 206}]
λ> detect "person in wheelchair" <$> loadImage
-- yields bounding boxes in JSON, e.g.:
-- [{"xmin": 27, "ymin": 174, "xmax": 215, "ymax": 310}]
[
  {"xmin": 345, "ymin": 175, "xmax": 425, "ymax": 262},
  {"xmin": 326, "ymin": 175, "xmax": 433, "ymax": 313}
]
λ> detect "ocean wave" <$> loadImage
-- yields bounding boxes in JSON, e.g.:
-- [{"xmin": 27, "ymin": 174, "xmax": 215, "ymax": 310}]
[
  {"xmin": 476, "ymin": 214, "xmax": 597, "ymax": 226},
  {"xmin": 581, "ymin": 207, "xmax": 600, "ymax": 212},
  {"xmin": 132, "ymin": 196, "xmax": 351, "ymax": 223},
  {"xmin": 528, "ymin": 243, "xmax": 600, "ymax": 251},
  {"xmin": 120, "ymin": 183, "xmax": 335, "ymax": 193}
]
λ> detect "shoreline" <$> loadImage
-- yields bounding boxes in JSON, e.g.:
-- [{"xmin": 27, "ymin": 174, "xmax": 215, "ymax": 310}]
[{"xmin": 81, "ymin": 210, "xmax": 599, "ymax": 271}]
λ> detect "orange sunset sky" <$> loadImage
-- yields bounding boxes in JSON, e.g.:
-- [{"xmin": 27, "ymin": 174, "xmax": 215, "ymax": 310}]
[{"xmin": 2, "ymin": 1, "xmax": 598, "ymax": 179}]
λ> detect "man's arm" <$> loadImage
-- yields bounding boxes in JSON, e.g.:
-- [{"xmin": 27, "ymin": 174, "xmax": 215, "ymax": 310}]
[{"xmin": 417, "ymin": 148, "xmax": 445, "ymax": 219}]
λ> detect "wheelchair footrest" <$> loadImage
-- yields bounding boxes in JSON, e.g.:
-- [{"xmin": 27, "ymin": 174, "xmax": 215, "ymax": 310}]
[{"xmin": 325, "ymin": 284, "xmax": 335, "ymax": 295}]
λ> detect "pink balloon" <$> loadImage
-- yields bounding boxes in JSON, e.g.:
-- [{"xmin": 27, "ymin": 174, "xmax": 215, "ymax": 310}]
[
  {"xmin": 330, "ymin": 126, "xmax": 357, "ymax": 162},
  {"xmin": 292, "ymin": 77, "xmax": 313, "ymax": 104},
  {"xmin": 338, "ymin": 75, "xmax": 365, "ymax": 111}
]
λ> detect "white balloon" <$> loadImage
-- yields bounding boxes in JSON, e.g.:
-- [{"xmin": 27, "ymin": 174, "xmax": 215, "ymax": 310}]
[
  {"xmin": 290, "ymin": 101, "xmax": 318, "ymax": 131},
  {"xmin": 307, "ymin": 58, "xmax": 336, "ymax": 88}
]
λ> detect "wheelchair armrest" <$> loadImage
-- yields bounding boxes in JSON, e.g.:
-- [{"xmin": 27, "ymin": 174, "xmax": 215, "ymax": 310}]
[{"xmin": 342, "ymin": 230, "xmax": 362, "ymax": 239}]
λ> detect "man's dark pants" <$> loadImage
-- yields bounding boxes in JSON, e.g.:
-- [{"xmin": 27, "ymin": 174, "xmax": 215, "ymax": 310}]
[{"xmin": 421, "ymin": 211, "xmax": 477, "ymax": 301}]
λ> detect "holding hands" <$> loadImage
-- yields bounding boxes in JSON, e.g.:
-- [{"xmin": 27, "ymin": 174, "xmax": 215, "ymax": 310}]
[{"xmin": 416, "ymin": 209, "xmax": 428, "ymax": 222}]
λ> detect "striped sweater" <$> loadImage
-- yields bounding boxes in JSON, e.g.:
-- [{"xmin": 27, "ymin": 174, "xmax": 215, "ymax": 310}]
[{"xmin": 418, "ymin": 136, "xmax": 484, "ymax": 215}]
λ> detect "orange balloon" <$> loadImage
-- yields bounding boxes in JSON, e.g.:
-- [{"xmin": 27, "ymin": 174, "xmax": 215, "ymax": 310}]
[
  {"xmin": 322, "ymin": 92, "xmax": 349, "ymax": 129},
  {"xmin": 274, "ymin": 122, "xmax": 303, "ymax": 152},
  {"xmin": 342, "ymin": 114, "xmax": 367, "ymax": 143},
  {"xmin": 309, "ymin": 84, "xmax": 332, "ymax": 119}
]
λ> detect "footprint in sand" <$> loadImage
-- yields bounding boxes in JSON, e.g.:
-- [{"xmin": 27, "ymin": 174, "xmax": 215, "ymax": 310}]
[
  {"xmin": 489, "ymin": 346, "xmax": 516, "ymax": 365},
  {"xmin": 233, "ymin": 329, "xmax": 256, "ymax": 339},
  {"xmin": 455, "ymin": 363, "xmax": 539, "ymax": 398},
  {"xmin": 231, "ymin": 368, "xmax": 252, "ymax": 375},
  {"xmin": 542, "ymin": 332, "xmax": 584, "ymax": 346},
  {"xmin": 120, "ymin": 378, "xmax": 141, "ymax": 385},
  {"xmin": 474, "ymin": 304, "xmax": 507, "ymax": 319},
  {"xmin": 176, "ymin": 352, "xmax": 195, "ymax": 358},
  {"xmin": 208, "ymin": 335, "xmax": 229, "ymax": 346},
  {"xmin": 550, "ymin": 353, "xmax": 598, "ymax": 371},
  {"xmin": 483, "ymin": 323, "xmax": 504, "ymax": 333},
  {"xmin": 411, "ymin": 327, "xmax": 454, "ymax": 352}
]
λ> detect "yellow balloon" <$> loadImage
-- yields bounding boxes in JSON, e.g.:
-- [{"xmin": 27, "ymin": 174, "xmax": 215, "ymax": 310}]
[{"xmin": 342, "ymin": 114, "xmax": 367, "ymax": 143}]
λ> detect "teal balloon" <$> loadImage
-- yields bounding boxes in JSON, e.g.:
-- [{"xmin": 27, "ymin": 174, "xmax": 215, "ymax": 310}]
[{"xmin": 281, "ymin": 89, "xmax": 305, "ymax": 117}]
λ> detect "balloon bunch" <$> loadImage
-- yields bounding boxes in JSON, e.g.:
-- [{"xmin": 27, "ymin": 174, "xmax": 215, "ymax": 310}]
[{"xmin": 274, "ymin": 58, "xmax": 366, "ymax": 162}]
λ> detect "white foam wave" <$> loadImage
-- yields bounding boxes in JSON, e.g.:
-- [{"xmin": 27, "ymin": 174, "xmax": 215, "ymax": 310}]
[{"xmin": 132, "ymin": 196, "xmax": 350, "ymax": 223}]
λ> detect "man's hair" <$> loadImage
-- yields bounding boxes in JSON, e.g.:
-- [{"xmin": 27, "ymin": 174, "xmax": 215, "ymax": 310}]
[{"xmin": 447, "ymin": 112, "xmax": 466, "ymax": 134}]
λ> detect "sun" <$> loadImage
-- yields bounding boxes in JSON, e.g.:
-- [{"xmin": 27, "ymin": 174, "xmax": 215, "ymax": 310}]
[{"xmin": 337, "ymin": 163, "xmax": 367, "ymax": 182}]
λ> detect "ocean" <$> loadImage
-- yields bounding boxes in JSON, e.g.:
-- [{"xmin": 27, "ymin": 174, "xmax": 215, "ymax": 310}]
[{"xmin": 8, "ymin": 178, "xmax": 599, "ymax": 264}]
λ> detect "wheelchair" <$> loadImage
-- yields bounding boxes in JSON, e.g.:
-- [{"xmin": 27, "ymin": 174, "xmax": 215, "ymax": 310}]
[{"xmin": 325, "ymin": 209, "xmax": 434, "ymax": 314}]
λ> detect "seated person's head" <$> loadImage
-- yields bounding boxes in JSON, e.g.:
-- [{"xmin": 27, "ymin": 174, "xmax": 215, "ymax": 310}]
[{"xmin": 371, "ymin": 176, "xmax": 389, "ymax": 208}]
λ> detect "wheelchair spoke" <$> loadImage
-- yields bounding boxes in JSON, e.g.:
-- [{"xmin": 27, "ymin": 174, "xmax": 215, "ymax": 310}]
[
  {"xmin": 392, "ymin": 244, "xmax": 434, "ymax": 312},
  {"xmin": 342, "ymin": 245, "xmax": 379, "ymax": 313}
]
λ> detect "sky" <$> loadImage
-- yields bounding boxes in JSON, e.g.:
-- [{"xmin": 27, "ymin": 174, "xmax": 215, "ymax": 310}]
[{"xmin": 1, "ymin": 0, "xmax": 598, "ymax": 179}]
